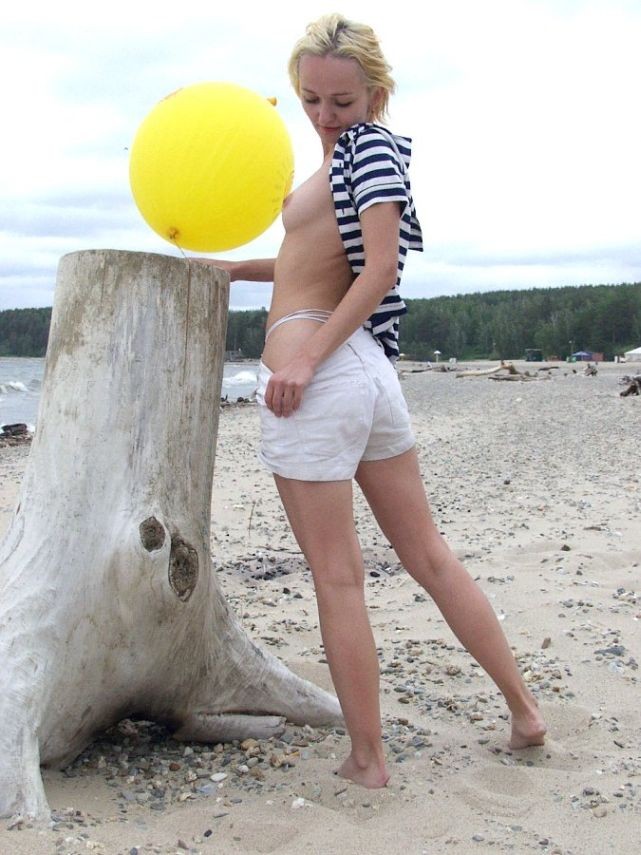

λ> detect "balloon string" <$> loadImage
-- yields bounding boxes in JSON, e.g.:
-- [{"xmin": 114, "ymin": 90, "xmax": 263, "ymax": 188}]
[{"xmin": 173, "ymin": 239, "xmax": 192, "ymax": 397}]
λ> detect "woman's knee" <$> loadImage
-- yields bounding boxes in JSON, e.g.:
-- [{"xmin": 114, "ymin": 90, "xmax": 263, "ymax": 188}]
[{"xmin": 401, "ymin": 541, "xmax": 456, "ymax": 592}]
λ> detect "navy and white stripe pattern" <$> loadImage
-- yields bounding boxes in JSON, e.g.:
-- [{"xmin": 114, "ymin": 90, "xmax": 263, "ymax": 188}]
[{"xmin": 330, "ymin": 123, "xmax": 423, "ymax": 361}]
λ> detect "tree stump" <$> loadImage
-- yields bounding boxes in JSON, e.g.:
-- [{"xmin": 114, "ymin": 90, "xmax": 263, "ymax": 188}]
[{"xmin": 0, "ymin": 250, "xmax": 341, "ymax": 820}]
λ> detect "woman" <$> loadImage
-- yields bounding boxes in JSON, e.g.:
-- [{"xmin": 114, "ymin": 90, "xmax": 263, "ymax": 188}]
[{"xmin": 203, "ymin": 13, "xmax": 546, "ymax": 789}]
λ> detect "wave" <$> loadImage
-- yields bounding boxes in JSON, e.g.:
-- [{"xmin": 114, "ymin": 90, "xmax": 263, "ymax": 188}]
[
  {"xmin": 224, "ymin": 370, "xmax": 258, "ymax": 387},
  {"xmin": 0, "ymin": 381, "xmax": 30, "ymax": 394}
]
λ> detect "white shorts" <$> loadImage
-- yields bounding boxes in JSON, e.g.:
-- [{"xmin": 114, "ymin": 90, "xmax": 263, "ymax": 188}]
[{"xmin": 256, "ymin": 326, "xmax": 415, "ymax": 481}]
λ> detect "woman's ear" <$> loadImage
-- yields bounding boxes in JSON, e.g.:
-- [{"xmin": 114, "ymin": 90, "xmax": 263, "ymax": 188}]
[{"xmin": 369, "ymin": 87, "xmax": 385, "ymax": 121}]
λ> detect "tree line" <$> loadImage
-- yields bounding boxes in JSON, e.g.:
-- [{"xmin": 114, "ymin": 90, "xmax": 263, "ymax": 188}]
[
  {"xmin": 402, "ymin": 282, "xmax": 641, "ymax": 361},
  {"xmin": 0, "ymin": 308, "xmax": 52, "ymax": 357},
  {"xmin": 2, "ymin": 282, "xmax": 640, "ymax": 360}
]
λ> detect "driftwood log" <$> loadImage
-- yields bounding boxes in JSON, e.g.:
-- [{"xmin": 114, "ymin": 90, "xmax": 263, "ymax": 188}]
[
  {"xmin": 620, "ymin": 374, "xmax": 641, "ymax": 396},
  {"xmin": 457, "ymin": 362, "xmax": 545, "ymax": 381},
  {"xmin": 0, "ymin": 250, "xmax": 341, "ymax": 820},
  {"xmin": 456, "ymin": 362, "xmax": 518, "ymax": 379}
]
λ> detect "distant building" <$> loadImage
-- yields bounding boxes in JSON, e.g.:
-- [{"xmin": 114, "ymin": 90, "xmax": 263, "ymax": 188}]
[{"xmin": 571, "ymin": 350, "xmax": 597, "ymax": 361}]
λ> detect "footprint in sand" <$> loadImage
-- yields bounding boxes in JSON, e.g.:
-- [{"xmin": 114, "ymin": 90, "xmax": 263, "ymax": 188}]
[
  {"xmin": 231, "ymin": 820, "xmax": 302, "ymax": 854},
  {"xmin": 455, "ymin": 703, "xmax": 613, "ymax": 816},
  {"xmin": 456, "ymin": 765, "xmax": 535, "ymax": 817},
  {"xmin": 475, "ymin": 703, "xmax": 593, "ymax": 776},
  {"xmin": 539, "ymin": 701, "xmax": 593, "ymax": 745}
]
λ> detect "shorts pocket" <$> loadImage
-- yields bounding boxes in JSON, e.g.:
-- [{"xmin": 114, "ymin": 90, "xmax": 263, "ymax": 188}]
[{"xmin": 375, "ymin": 373, "xmax": 410, "ymax": 428}]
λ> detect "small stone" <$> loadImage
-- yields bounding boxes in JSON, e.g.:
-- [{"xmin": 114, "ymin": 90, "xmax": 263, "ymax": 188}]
[
  {"xmin": 210, "ymin": 772, "xmax": 227, "ymax": 783},
  {"xmin": 592, "ymin": 805, "xmax": 608, "ymax": 818},
  {"xmin": 472, "ymin": 833, "xmax": 485, "ymax": 842},
  {"xmin": 541, "ymin": 637, "xmax": 552, "ymax": 649}
]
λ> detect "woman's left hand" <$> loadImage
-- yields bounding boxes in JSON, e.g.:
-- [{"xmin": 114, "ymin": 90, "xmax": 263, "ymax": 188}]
[{"xmin": 264, "ymin": 357, "xmax": 315, "ymax": 417}]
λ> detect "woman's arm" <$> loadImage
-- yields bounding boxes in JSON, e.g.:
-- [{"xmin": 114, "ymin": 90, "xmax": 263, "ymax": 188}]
[
  {"xmin": 193, "ymin": 258, "xmax": 276, "ymax": 282},
  {"xmin": 264, "ymin": 202, "xmax": 401, "ymax": 416}
]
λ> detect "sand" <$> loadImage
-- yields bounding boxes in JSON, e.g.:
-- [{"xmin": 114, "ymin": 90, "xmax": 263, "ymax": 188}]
[{"xmin": 0, "ymin": 361, "xmax": 639, "ymax": 855}]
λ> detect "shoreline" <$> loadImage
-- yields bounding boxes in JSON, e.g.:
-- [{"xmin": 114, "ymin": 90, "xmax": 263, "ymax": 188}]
[{"xmin": 0, "ymin": 361, "xmax": 639, "ymax": 853}]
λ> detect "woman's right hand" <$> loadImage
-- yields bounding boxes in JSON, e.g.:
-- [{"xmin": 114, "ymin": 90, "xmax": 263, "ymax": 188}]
[
  {"xmin": 264, "ymin": 354, "xmax": 316, "ymax": 417},
  {"xmin": 192, "ymin": 258, "xmax": 239, "ymax": 281}
]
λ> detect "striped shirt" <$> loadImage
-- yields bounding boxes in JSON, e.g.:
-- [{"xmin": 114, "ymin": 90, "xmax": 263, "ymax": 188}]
[{"xmin": 329, "ymin": 123, "xmax": 423, "ymax": 361}]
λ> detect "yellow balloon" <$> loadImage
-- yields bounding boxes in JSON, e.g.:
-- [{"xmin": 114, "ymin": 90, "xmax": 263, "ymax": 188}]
[{"xmin": 129, "ymin": 82, "xmax": 294, "ymax": 252}]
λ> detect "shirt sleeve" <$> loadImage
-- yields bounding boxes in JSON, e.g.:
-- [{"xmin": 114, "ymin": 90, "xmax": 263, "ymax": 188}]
[{"xmin": 350, "ymin": 128, "xmax": 409, "ymax": 216}]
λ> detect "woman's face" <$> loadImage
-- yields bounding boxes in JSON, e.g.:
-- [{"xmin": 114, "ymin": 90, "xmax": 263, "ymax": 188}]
[{"xmin": 298, "ymin": 53, "xmax": 380, "ymax": 152}]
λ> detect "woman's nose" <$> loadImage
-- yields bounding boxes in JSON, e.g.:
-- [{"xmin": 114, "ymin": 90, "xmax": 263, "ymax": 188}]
[{"xmin": 318, "ymin": 102, "xmax": 335, "ymax": 124}]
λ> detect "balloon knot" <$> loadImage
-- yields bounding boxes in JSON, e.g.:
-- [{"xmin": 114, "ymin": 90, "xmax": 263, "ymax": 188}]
[
  {"xmin": 168, "ymin": 227, "xmax": 180, "ymax": 241},
  {"xmin": 267, "ymin": 97, "xmax": 277, "ymax": 106}
]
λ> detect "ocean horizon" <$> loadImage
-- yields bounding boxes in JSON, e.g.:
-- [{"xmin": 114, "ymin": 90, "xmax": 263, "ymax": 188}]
[{"xmin": 0, "ymin": 356, "xmax": 259, "ymax": 429}]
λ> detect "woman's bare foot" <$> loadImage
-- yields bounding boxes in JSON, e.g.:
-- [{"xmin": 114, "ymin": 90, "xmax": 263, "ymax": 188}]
[
  {"xmin": 509, "ymin": 705, "xmax": 547, "ymax": 749},
  {"xmin": 336, "ymin": 754, "xmax": 390, "ymax": 788}
]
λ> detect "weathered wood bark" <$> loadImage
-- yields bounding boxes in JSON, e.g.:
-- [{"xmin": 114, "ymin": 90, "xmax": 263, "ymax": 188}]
[{"xmin": 0, "ymin": 250, "xmax": 341, "ymax": 820}]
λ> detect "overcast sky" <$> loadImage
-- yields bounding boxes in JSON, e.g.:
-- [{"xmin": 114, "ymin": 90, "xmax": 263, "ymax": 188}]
[{"xmin": 1, "ymin": 0, "xmax": 639, "ymax": 312}]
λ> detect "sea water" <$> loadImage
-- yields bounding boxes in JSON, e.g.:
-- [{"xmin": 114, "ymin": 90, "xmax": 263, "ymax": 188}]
[{"xmin": 0, "ymin": 357, "xmax": 259, "ymax": 429}]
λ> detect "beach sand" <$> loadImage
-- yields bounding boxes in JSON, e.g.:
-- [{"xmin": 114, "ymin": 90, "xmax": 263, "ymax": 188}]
[{"xmin": 0, "ymin": 361, "xmax": 639, "ymax": 854}]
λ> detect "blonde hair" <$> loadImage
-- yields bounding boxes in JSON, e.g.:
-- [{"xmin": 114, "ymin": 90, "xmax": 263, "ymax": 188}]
[{"xmin": 288, "ymin": 13, "xmax": 396, "ymax": 123}]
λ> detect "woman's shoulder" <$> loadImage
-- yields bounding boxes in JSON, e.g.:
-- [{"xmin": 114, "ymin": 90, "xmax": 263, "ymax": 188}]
[
  {"xmin": 336, "ymin": 123, "xmax": 413, "ymax": 171},
  {"xmin": 338, "ymin": 122, "xmax": 396, "ymax": 145}
]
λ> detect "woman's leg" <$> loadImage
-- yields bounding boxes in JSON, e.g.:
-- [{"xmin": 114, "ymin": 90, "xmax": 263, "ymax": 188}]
[
  {"xmin": 274, "ymin": 474, "xmax": 390, "ymax": 787},
  {"xmin": 355, "ymin": 448, "xmax": 546, "ymax": 748}
]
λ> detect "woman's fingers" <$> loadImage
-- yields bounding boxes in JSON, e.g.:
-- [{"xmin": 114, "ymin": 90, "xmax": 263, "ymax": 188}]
[{"xmin": 266, "ymin": 377, "xmax": 304, "ymax": 417}]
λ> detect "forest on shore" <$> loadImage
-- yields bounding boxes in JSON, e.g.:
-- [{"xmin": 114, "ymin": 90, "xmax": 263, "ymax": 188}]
[{"xmin": 2, "ymin": 282, "xmax": 640, "ymax": 360}]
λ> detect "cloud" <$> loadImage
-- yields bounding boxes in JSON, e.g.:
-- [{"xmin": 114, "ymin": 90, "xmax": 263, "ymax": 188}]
[{"xmin": 0, "ymin": 0, "xmax": 640, "ymax": 314}]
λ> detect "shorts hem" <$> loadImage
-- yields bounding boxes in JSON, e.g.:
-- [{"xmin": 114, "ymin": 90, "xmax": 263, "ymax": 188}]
[
  {"xmin": 360, "ymin": 437, "xmax": 416, "ymax": 463},
  {"xmin": 257, "ymin": 452, "xmax": 355, "ymax": 482}
]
